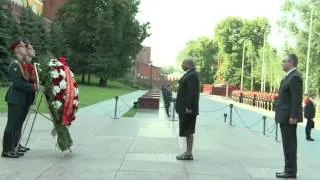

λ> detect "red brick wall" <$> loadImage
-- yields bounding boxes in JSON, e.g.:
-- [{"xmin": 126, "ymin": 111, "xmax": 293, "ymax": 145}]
[
  {"xmin": 43, "ymin": 0, "xmax": 66, "ymax": 20},
  {"xmin": 136, "ymin": 63, "xmax": 160, "ymax": 80}
]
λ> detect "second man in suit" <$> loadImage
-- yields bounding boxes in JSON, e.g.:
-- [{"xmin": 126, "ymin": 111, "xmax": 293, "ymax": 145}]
[{"xmin": 275, "ymin": 54, "xmax": 303, "ymax": 178}]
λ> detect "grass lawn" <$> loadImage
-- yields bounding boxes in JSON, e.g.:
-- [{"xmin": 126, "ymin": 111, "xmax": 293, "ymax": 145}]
[
  {"xmin": 122, "ymin": 107, "xmax": 138, "ymax": 117},
  {"xmin": 0, "ymin": 80, "xmax": 134, "ymax": 113}
]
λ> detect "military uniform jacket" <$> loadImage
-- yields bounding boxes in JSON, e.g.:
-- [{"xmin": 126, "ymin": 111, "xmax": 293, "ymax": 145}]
[
  {"xmin": 275, "ymin": 69, "xmax": 303, "ymax": 123},
  {"xmin": 304, "ymin": 100, "xmax": 315, "ymax": 120},
  {"xmin": 175, "ymin": 68, "xmax": 200, "ymax": 116},
  {"xmin": 5, "ymin": 61, "xmax": 34, "ymax": 107}
]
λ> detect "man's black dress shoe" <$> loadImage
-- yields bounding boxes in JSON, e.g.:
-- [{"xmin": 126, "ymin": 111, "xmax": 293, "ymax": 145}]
[
  {"xmin": 276, "ymin": 172, "xmax": 296, "ymax": 178},
  {"xmin": 276, "ymin": 171, "xmax": 285, "ymax": 175},
  {"xmin": 15, "ymin": 151, "xmax": 24, "ymax": 156},
  {"xmin": 19, "ymin": 145, "xmax": 30, "ymax": 151},
  {"xmin": 17, "ymin": 148, "xmax": 27, "ymax": 153},
  {"xmin": 1, "ymin": 151, "xmax": 20, "ymax": 158},
  {"xmin": 307, "ymin": 137, "xmax": 314, "ymax": 141}
]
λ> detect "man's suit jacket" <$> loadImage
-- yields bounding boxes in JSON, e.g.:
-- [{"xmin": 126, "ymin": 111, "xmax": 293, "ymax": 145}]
[
  {"xmin": 275, "ymin": 69, "xmax": 303, "ymax": 124},
  {"xmin": 175, "ymin": 68, "xmax": 200, "ymax": 116},
  {"xmin": 5, "ymin": 61, "xmax": 34, "ymax": 107}
]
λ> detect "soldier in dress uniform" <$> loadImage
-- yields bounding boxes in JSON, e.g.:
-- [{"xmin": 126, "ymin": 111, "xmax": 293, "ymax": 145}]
[
  {"xmin": 13, "ymin": 40, "xmax": 37, "ymax": 152},
  {"xmin": 1, "ymin": 41, "xmax": 38, "ymax": 158},
  {"xmin": 304, "ymin": 95, "xmax": 315, "ymax": 141}
]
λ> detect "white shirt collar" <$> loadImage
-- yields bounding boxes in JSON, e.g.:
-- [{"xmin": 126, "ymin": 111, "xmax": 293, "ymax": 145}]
[
  {"xmin": 286, "ymin": 68, "xmax": 296, "ymax": 76},
  {"xmin": 183, "ymin": 68, "xmax": 192, "ymax": 75}
]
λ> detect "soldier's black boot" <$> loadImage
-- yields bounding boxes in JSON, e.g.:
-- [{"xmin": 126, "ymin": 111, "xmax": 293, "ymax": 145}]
[
  {"xmin": 12, "ymin": 132, "xmax": 25, "ymax": 156},
  {"xmin": 2, "ymin": 132, "xmax": 19, "ymax": 158},
  {"xmin": 15, "ymin": 128, "xmax": 29, "ymax": 152}
]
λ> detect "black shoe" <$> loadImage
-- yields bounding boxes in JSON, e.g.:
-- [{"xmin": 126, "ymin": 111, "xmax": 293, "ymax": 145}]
[
  {"xmin": 276, "ymin": 172, "xmax": 296, "ymax": 178},
  {"xmin": 276, "ymin": 171, "xmax": 285, "ymax": 175},
  {"xmin": 1, "ymin": 151, "xmax": 20, "ymax": 158},
  {"xmin": 19, "ymin": 145, "xmax": 30, "ymax": 151},
  {"xmin": 307, "ymin": 137, "xmax": 314, "ymax": 141},
  {"xmin": 176, "ymin": 152, "xmax": 193, "ymax": 160},
  {"xmin": 17, "ymin": 148, "xmax": 27, "ymax": 153},
  {"xmin": 14, "ymin": 151, "xmax": 24, "ymax": 156}
]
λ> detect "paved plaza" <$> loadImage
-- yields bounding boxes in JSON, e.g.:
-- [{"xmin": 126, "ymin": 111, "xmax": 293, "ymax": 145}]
[{"xmin": 0, "ymin": 91, "xmax": 320, "ymax": 180}]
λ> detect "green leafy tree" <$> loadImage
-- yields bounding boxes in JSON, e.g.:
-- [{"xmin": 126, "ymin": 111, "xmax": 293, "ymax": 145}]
[
  {"xmin": 213, "ymin": 17, "xmax": 271, "ymax": 90},
  {"xmin": 58, "ymin": 0, "xmax": 150, "ymax": 86},
  {"xmin": 279, "ymin": 0, "xmax": 320, "ymax": 94},
  {"xmin": 177, "ymin": 37, "xmax": 219, "ymax": 84},
  {"xmin": 0, "ymin": 0, "xmax": 11, "ymax": 84}
]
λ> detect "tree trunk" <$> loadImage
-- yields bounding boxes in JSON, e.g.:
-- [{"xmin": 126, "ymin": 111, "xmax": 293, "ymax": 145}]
[
  {"xmin": 81, "ymin": 73, "xmax": 85, "ymax": 84},
  {"xmin": 87, "ymin": 73, "xmax": 91, "ymax": 85},
  {"xmin": 99, "ymin": 77, "xmax": 108, "ymax": 87}
]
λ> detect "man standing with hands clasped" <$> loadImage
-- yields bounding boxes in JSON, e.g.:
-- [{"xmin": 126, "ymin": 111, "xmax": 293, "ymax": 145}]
[
  {"xmin": 175, "ymin": 57, "xmax": 200, "ymax": 160},
  {"xmin": 275, "ymin": 54, "xmax": 303, "ymax": 178}
]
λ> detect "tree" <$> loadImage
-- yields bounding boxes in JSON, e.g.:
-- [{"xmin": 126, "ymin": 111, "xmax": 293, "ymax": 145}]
[
  {"xmin": 161, "ymin": 65, "xmax": 176, "ymax": 74},
  {"xmin": 279, "ymin": 0, "xmax": 320, "ymax": 95},
  {"xmin": 19, "ymin": 7, "xmax": 50, "ymax": 63},
  {"xmin": 48, "ymin": 22, "xmax": 67, "ymax": 56},
  {"xmin": 213, "ymin": 17, "xmax": 271, "ymax": 90},
  {"xmin": 177, "ymin": 37, "xmax": 219, "ymax": 84},
  {"xmin": 58, "ymin": 0, "xmax": 150, "ymax": 86},
  {"xmin": 0, "ymin": 0, "xmax": 11, "ymax": 84}
]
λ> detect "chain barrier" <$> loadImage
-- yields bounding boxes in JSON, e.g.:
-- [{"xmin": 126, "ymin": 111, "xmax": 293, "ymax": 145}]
[
  {"xmin": 233, "ymin": 107, "xmax": 262, "ymax": 131},
  {"xmin": 231, "ymin": 105, "xmax": 279, "ymax": 140},
  {"xmin": 213, "ymin": 115, "xmax": 226, "ymax": 122},
  {"xmin": 118, "ymin": 98, "xmax": 133, "ymax": 108},
  {"xmin": 266, "ymin": 122, "xmax": 276, "ymax": 134},
  {"xmin": 199, "ymin": 105, "xmax": 229, "ymax": 113}
]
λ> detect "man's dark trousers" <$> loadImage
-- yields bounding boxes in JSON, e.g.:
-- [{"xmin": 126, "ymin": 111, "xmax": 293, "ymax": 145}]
[{"xmin": 280, "ymin": 123, "xmax": 297, "ymax": 174}]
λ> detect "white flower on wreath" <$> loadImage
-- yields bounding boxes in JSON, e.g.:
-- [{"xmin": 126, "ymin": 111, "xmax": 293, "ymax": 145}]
[
  {"xmin": 48, "ymin": 60, "xmax": 56, "ymax": 67},
  {"xmin": 59, "ymin": 69, "xmax": 66, "ymax": 78},
  {"xmin": 59, "ymin": 80, "xmax": 67, "ymax": 90},
  {"xmin": 52, "ymin": 101, "xmax": 63, "ymax": 109},
  {"xmin": 50, "ymin": 70, "xmax": 59, "ymax": 78},
  {"xmin": 48, "ymin": 59, "xmax": 63, "ymax": 67},
  {"xmin": 52, "ymin": 86, "xmax": 61, "ymax": 96},
  {"xmin": 55, "ymin": 61, "xmax": 63, "ymax": 66},
  {"xmin": 71, "ymin": 71, "xmax": 74, "ymax": 78},
  {"xmin": 74, "ymin": 88, "xmax": 79, "ymax": 96},
  {"xmin": 73, "ymin": 100, "xmax": 79, "ymax": 106}
]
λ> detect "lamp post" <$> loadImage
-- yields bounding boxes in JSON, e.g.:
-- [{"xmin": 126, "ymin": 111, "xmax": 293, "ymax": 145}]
[
  {"xmin": 305, "ymin": 5, "xmax": 315, "ymax": 94},
  {"xmin": 149, "ymin": 62, "xmax": 153, "ymax": 89},
  {"xmin": 240, "ymin": 39, "xmax": 246, "ymax": 90},
  {"xmin": 261, "ymin": 33, "xmax": 266, "ymax": 92},
  {"xmin": 250, "ymin": 54, "xmax": 253, "ymax": 91}
]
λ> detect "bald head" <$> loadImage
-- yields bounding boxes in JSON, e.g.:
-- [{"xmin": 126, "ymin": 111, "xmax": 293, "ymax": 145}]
[{"xmin": 182, "ymin": 57, "xmax": 195, "ymax": 71}]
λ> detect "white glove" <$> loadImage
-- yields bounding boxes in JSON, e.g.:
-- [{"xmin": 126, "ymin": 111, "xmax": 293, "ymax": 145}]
[{"xmin": 37, "ymin": 85, "xmax": 45, "ymax": 91}]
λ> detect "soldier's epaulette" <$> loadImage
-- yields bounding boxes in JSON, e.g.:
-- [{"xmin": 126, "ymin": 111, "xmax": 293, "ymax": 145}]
[{"xmin": 12, "ymin": 60, "xmax": 29, "ymax": 80}]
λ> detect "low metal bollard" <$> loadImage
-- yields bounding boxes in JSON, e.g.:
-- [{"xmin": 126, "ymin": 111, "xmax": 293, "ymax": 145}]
[
  {"xmin": 224, "ymin": 113, "xmax": 227, "ymax": 123},
  {"xmin": 229, "ymin": 104, "xmax": 233, "ymax": 126},
  {"xmin": 262, "ymin": 116, "xmax": 266, "ymax": 135},
  {"xmin": 113, "ymin": 96, "xmax": 119, "ymax": 119},
  {"xmin": 171, "ymin": 98, "xmax": 177, "ymax": 121},
  {"xmin": 275, "ymin": 122, "xmax": 279, "ymax": 141}
]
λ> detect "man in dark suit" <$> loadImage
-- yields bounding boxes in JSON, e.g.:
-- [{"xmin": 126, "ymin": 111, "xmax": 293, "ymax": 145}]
[
  {"xmin": 2, "ymin": 41, "xmax": 37, "ymax": 158},
  {"xmin": 175, "ymin": 58, "xmax": 200, "ymax": 160},
  {"xmin": 304, "ymin": 95, "xmax": 315, "ymax": 141},
  {"xmin": 275, "ymin": 54, "xmax": 303, "ymax": 178}
]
